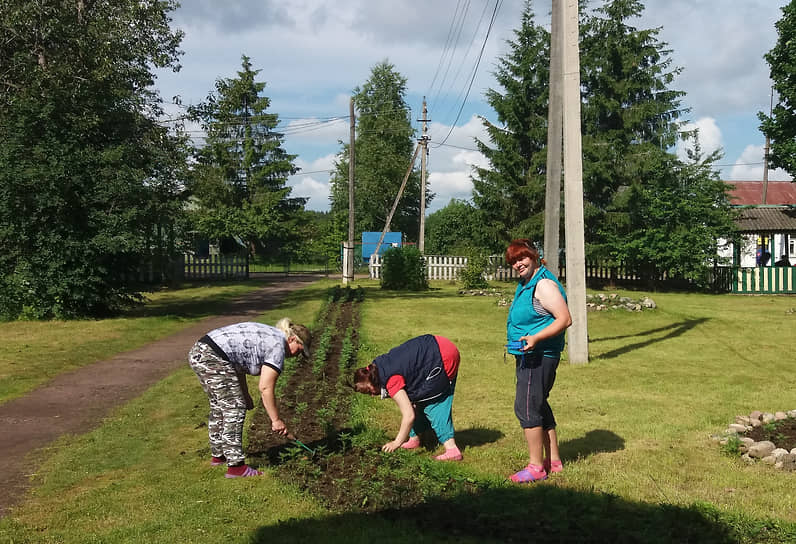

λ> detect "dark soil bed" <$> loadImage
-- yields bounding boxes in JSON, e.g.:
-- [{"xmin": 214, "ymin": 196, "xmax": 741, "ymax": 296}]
[
  {"xmin": 245, "ymin": 285, "xmax": 485, "ymax": 514},
  {"xmin": 742, "ymin": 418, "xmax": 796, "ymax": 452}
]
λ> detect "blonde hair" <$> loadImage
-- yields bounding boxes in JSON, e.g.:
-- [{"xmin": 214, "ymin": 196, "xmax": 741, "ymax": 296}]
[
  {"xmin": 275, "ymin": 317, "xmax": 293, "ymax": 336},
  {"xmin": 275, "ymin": 317, "xmax": 311, "ymax": 348}
]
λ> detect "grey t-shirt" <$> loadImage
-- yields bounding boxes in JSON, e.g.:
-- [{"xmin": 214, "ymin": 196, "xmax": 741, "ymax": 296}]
[{"xmin": 205, "ymin": 322, "xmax": 287, "ymax": 375}]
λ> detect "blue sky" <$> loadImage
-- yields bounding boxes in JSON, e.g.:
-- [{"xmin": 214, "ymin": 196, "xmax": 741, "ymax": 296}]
[{"xmin": 154, "ymin": 0, "xmax": 793, "ymax": 214}]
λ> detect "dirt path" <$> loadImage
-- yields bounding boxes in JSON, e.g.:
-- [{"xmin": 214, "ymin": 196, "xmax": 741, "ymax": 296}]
[{"xmin": 0, "ymin": 276, "xmax": 318, "ymax": 517}]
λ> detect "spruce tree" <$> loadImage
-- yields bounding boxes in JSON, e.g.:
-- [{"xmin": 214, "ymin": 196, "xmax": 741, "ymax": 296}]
[
  {"xmin": 189, "ymin": 56, "xmax": 304, "ymax": 258},
  {"xmin": 471, "ymin": 1, "xmax": 550, "ymax": 252}
]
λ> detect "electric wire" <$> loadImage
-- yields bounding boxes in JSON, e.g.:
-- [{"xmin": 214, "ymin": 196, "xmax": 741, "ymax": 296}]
[{"xmin": 432, "ymin": 0, "xmax": 502, "ymax": 149}]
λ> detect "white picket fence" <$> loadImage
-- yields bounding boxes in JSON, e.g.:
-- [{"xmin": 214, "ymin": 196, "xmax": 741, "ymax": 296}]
[{"xmin": 368, "ymin": 254, "xmax": 519, "ymax": 281}]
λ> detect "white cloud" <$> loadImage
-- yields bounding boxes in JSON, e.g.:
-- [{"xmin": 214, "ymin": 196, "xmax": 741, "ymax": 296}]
[
  {"xmin": 289, "ymin": 153, "xmax": 337, "ymax": 211},
  {"xmin": 675, "ymin": 117, "xmax": 723, "ymax": 160},
  {"xmin": 729, "ymin": 145, "xmax": 793, "ymax": 181},
  {"xmin": 289, "ymin": 175, "xmax": 331, "ymax": 211}
]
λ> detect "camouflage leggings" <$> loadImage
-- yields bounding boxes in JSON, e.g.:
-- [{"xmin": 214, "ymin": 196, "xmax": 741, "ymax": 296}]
[{"xmin": 188, "ymin": 341, "xmax": 247, "ymax": 466}]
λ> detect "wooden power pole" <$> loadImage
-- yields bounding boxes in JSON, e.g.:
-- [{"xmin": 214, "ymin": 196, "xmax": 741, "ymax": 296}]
[
  {"xmin": 418, "ymin": 99, "xmax": 430, "ymax": 253},
  {"xmin": 560, "ymin": 0, "xmax": 588, "ymax": 364},
  {"xmin": 544, "ymin": 0, "xmax": 563, "ymax": 275},
  {"xmin": 343, "ymin": 97, "xmax": 356, "ymax": 285}
]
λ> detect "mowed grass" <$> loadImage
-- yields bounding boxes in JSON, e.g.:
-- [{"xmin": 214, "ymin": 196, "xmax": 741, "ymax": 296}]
[
  {"xmin": 0, "ymin": 280, "xmax": 280, "ymax": 405},
  {"xmin": 1, "ymin": 279, "xmax": 795, "ymax": 543}
]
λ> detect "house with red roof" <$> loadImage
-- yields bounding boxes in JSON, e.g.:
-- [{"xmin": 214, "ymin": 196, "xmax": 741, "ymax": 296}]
[{"xmin": 721, "ymin": 180, "xmax": 796, "ymax": 269}]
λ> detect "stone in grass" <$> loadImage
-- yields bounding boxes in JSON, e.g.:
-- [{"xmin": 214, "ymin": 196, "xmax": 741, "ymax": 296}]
[
  {"xmin": 775, "ymin": 453, "xmax": 796, "ymax": 472},
  {"xmin": 727, "ymin": 424, "xmax": 748, "ymax": 433},
  {"xmin": 735, "ymin": 415, "xmax": 751, "ymax": 426},
  {"xmin": 738, "ymin": 437, "xmax": 755, "ymax": 453},
  {"xmin": 747, "ymin": 441, "xmax": 776, "ymax": 459},
  {"xmin": 772, "ymin": 448, "xmax": 790, "ymax": 460},
  {"xmin": 741, "ymin": 453, "xmax": 756, "ymax": 465},
  {"xmin": 750, "ymin": 410, "xmax": 763, "ymax": 421},
  {"xmin": 774, "ymin": 411, "xmax": 788, "ymax": 421}
]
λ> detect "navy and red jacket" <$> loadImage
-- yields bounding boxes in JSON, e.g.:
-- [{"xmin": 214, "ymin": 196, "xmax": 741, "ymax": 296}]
[{"xmin": 374, "ymin": 334, "xmax": 451, "ymax": 403}]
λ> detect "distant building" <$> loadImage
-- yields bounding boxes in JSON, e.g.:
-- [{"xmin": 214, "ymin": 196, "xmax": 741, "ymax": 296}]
[{"xmin": 719, "ymin": 181, "xmax": 796, "ymax": 267}]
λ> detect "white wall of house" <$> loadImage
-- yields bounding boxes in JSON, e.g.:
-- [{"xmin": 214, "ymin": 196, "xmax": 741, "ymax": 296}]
[{"xmin": 718, "ymin": 233, "xmax": 794, "ymax": 267}]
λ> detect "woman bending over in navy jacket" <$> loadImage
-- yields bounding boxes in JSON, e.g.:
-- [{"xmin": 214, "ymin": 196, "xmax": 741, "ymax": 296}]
[{"xmin": 353, "ymin": 334, "xmax": 463, "ymax": 461}]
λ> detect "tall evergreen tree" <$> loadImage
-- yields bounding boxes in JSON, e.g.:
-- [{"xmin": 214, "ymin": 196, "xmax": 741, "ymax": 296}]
[
  {"xmin": 579, "ymin": 0, "xmax": 688, "ymax": 253},
  {"xmin": 330, "ymin": 61, "xmax": 426, "ymax": 244},
  {"xmin": 0, "ymin": 0, "xmax": 187, "ymax": 318},
  {"xmin": 759, "ymin": 0, "xmax": 796, "ymax": 177},
  {"xmin": 471, "ymin": 1, "xmax": 550, "ymax": 252},
  {"xmin": 189, "ymin": 56, "xmax": 304, "ymax": 258}
]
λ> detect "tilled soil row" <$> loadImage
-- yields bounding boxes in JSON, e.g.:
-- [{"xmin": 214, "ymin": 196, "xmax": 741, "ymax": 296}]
[{"xmin": 247, "ymin": 286, "xmax": 363, "ymax": 464}]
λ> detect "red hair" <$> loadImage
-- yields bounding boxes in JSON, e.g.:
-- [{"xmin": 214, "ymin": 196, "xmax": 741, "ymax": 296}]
[{"xmin": 505, "ymin": 239, "xmax": 541, "ymax": 265}]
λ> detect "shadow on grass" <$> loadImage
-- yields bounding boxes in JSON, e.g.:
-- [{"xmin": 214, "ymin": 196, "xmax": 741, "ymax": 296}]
[
  {"xmin": 249, "ymin": 484, "xmax": 757, "ymax": 544},
  {"xmin": 457, "ymin": 427, "xmax": 504, "ymax": 449},
  {"xmin": 592, "ymin": 318, "xmax": 709, "ymax": 360},
  {"xmin": 559, "ymin": 429, "xmax": 625, "ymax": 462}
]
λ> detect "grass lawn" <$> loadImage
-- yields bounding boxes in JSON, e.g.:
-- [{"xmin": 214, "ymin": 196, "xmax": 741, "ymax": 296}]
[
  {"xmin": 1, "ymin": 279, "xmax": 794, "ymax": 543},
  {"xmin": 0, "ymin": 280, "xmax": 277, "ymax": 405}
]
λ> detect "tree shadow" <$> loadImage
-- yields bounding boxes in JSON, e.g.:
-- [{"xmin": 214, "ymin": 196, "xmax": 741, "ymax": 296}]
[
  {"xmin": 249, "ymin": 483, "xmax": 747, "ymax": 543},
  {"xmin": 591, "ymin": 318, "xmax": 709, "ymax": 360},
  {"xmin": 558, "ymin": 429, "xmax": 625, "ymax": 462}
]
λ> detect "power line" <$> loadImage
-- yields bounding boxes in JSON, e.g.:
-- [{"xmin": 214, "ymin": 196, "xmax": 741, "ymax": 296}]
[{"xmin": 432, "ymin": 0, "xmax": 502, "ymax": 149}]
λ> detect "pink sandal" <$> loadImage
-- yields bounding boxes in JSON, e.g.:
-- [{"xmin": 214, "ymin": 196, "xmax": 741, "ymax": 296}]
[
  {"xmin": 510, "ymin": 464, "xmax": 547, "ymax": 483},
  {"xmin": 434, "ymin": 447, "xmax": 463, "ymax": 461},
  {"xmin": 544, "ymin": 459, "xmax": 563, "ymax": 473},
  {"xmin": 210, "ymin": 456, "xmax": 226, "ymax": 466},
  {"xmin": 401, "ymin": 436, "xmax": 421, "ymax": 450},
  {"xmin": 224, "ymin": 465, "xmax": 263, "ymax": 478}
]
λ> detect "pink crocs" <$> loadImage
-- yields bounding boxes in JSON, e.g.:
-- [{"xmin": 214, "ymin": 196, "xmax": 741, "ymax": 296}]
[
  {"xmin": 543, "ymin": 458, "xmax": 563, "ymax": 474},
  {"xmin": 510, "ymin": 464, "xmax": 547, "ymax": 483},
  {"xmin": 434, "ymin": 446, "xmax": 463, "ymax": 461},
  {"xmin": 401, "ymin": 436, "xmax": 421, "ymax": 450}
]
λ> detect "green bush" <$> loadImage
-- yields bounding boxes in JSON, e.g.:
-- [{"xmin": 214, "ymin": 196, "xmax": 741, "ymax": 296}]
[
  {"xmin": 380, "ymin": 247, "xmax": 428, "ymax": 291},
  {"xmin": 458, "ymin": 250, "xmax": 489, "ymax": 290}
]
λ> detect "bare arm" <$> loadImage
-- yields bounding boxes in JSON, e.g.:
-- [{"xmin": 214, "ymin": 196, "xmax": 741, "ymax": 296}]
[
  {"xmin": 258, "ymin": 367, "xmax": 288, "ymax": 435},
  {"xmin": 520, "ymin": 278, "xmax": 572, "ymax": 351},
  {"xmin": 382, "ymin": 388, "xmax": 415, "ymax": 452}
]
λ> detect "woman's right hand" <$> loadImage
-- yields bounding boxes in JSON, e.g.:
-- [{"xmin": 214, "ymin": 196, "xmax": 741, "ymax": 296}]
[{"xmin": 271, "ymin": 418, "xmax": 288, "ymax": 436}]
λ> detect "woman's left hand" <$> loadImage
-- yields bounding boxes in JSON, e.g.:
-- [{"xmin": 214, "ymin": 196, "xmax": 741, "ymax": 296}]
[
  {"xmin": 519, "ymin": 334, "xmax": 536, "ymax": 351},
  {"xmin": 382, "ymin": 440, "xmax": 402, "ymax": 453}
]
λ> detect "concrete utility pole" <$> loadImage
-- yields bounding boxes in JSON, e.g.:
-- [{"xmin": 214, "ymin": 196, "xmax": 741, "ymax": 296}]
[
  {"xmin": 372, "ymin": 143, "xmax": 422, "ymax": 258},
  {"xmin": 544, "ymin": 0, "xmax": 563, "ymax": 275},
  {"xmin": 343, "ymin": 97, "xmax": 356, "ymax": 285},
  {"xmin": 418, "ymin": 99, "xmax": 430, "ymax": 253},
  {"xmin": 560, "ymin": 0, "xmax": 588, "ymax": 364}
]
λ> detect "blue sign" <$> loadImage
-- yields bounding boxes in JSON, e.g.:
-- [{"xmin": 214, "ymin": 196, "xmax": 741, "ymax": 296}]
[{"xmin": 361, "ymin": 232, "xmax": 402, "ymax": 259}]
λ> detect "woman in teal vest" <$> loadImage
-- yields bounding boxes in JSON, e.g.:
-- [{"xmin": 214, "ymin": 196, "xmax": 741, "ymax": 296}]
[{"xmin": 505, "ymin": 239, "xmax": 572, "ymax": 482}]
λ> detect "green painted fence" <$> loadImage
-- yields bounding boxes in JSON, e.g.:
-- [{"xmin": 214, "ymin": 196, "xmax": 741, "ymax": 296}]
[{"xmin": 733, "ymin": 266, "xmax": 796, "ymax": 294}]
